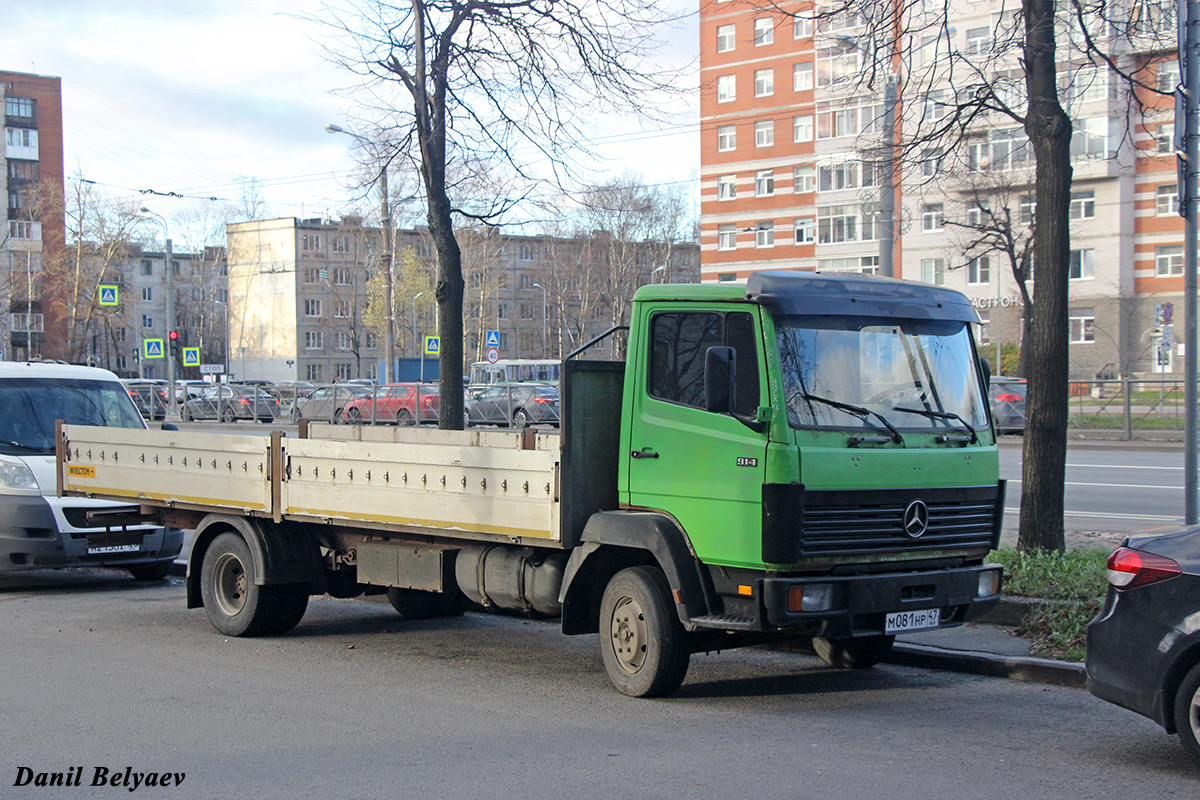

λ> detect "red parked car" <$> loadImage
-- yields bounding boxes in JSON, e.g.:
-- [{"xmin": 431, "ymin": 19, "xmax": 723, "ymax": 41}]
[{"xmin": 341, "ymin": 383, "xmax": 439, "ymax": 425}]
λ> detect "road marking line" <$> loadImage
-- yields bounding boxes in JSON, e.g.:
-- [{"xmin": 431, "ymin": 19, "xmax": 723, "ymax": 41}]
[
  {"xmin": 1006, "ymin": 480, "xmax": 1180, "ymax": 489},
  {"xmin": 1004, "ymin": 507, "xmax": 1181, "ymax": 523}
]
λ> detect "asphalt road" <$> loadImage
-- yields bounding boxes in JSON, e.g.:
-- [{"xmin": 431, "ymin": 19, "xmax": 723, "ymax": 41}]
[
  {"xmin": 2, "ymin": 568, "xmax": 1197, "ymax": 799},
  {"xmin": 999, "ymin": 440, "xmax": 1186, "ymax": 541}
]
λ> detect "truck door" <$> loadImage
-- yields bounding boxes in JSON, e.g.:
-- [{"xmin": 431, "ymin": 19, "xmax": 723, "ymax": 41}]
[{"xmin": 627, "ymin": 308, "xmax": 769, "ymax": 568}]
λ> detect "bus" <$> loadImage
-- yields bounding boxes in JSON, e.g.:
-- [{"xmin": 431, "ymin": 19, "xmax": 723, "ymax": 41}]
[{"xmin": 468, "ymin": 359, "xmax": 560, "ymax": 387}]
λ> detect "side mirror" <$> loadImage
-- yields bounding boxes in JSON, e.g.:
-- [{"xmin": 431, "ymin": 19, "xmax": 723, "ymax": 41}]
[
  {"xmin": 160, "ymin": 422, "xmax": 179, "ymax": 432},
  {"xmin": 979, "ymin": 357, "xmax": 992, "ymax": 391},
  {"xmin": 705, "ymin": 346, "xmax": 736, "ymax": 415}
]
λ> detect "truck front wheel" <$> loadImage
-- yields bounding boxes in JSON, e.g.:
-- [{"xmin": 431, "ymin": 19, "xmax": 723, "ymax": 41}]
[
  {"xmin": 813, "ymin": 634, "xmax": 895, "ymax": 669},
  {"xmin": 200, "ymin": 532, "xmax": 309, "ymax": 636},
  {"xmin": 599, "ymin": 566, "xmax": 690, "ymax": 697}
]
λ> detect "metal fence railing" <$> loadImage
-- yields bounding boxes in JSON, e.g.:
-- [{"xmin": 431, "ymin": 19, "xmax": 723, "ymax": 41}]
[{"xmin": 1067, "ymin": 379, "xmax": 1189, "ymax": 438}]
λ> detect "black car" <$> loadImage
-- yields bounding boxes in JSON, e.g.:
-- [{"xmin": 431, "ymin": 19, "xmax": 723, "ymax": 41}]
[{"xmin": 1086, "ymin": 526, "xmax": 1200, "ymax": 767}]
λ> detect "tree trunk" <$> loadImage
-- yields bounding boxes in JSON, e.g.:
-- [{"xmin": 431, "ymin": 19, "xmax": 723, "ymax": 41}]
[{"xmin": 1017, "ymin": 0, "xmax": 1073, "ymax": 553}]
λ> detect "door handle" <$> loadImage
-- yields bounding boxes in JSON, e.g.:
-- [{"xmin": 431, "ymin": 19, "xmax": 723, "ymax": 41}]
[{"xmin": 631, "ymin": 447, "xmax": 659, "ymax": 459}]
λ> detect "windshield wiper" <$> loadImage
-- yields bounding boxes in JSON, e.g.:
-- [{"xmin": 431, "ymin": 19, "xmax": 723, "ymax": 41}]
[
  {"xmin": 0, "ymin": 439, "xmax": 52, "ymax": 453},
  {"xmin": 893, "ymin": 407, "xmax": 978, "ymax": 443},
  {"xmin": 790, "ymin": 392, "xmax": 904, "ymax": 445}
]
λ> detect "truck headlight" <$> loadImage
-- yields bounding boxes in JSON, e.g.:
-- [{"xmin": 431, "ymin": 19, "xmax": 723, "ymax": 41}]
[
  {"xmin": 0, "ymin": 459, "xmax": 39, "ymax": 490},
  {"xmin": 787, "ymin": 583, "xmax": 834, "ymax": 612},
  {"xmin": 977, "ymin": 569, "xmax": 1001, "ymax": 598}
]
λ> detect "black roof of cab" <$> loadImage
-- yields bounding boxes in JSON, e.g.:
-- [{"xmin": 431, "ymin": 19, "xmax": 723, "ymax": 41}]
[{"xmin": 745, "ymin": 270, "xmax": 980, "ymax": 324}]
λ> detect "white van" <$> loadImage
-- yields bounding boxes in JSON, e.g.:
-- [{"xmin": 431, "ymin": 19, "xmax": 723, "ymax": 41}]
[{"xmin": 0, "ymin": 361, "xmax": 183, "ymax": 578}]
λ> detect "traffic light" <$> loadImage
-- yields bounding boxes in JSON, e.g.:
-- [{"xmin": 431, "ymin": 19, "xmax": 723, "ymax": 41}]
[{"xmin": 168, "ymin": 330, "xmax": 180, "ymax": 359}]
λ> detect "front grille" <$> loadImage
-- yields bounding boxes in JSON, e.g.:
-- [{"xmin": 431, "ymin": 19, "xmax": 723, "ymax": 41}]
[
  {"xmin": 799, "ymin": 485, "xmax": 1001, "ymax": 557},
  {"xmin": 62, "ymin": 505, "xmax": 141, "ymax": 530}
]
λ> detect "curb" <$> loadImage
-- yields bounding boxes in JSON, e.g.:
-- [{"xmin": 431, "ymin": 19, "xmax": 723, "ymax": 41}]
[{"xmin": 886, "ymin": 642, "xmax": 1086, "ymax": 688}]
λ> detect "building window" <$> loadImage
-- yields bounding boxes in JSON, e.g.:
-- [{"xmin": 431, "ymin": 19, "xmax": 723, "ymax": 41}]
[
  {"xmin": 305, "ymin": 331, "xmax": 323, "ymax": 350},
  {"xmin": 921, "ymin": 258, "xmax": 946, "ymax": 285},
  {"xmin": 140, "ymin": 260, "xmax": 153, "ymax": 276},
  {"xmin": 754, "ymin": 17, "xmax": 774, "ymax": 46},
  {"xmin": 519, "ymin": 244, "xmax": 535, "ymax": 261},
  {"xmin": 1157, "ymin": 61, "xmax": 1177, "ymax": 93},
  {"xmin": 1069, "ymin": 249, "xmax": 1095, "ymax": 280},
  {"xmin": 141, "ymin": 287, "xmax": 153, "ymax": 302},
  {"xmin": 11, "ymin": 313, "xmax": 44, "ymax": 332},
  {"xmin": 332, "ymin": 236, "xmax": 349, "ymax": 254},
  {"xmin": 966, "ymin": 204, "xmax": 988, "ymax": 227},
  {"xmin": 498, "ymin": 303, "xmax": 509, "ymax": 320},
  {"xmin": 716, "ymin": 24, "xmax": 736, "ymax": 53},
  {"xmin": 1071, "ymin": 65, "xmax": 1111, "ymax": 104},
  {"xmin": 922, "ymin": 203, "xmax": 944, "ymax": 232},
  {"xmin": 818, "ymin": 160, "xmax": 862, "ymax": 192},
  {"xmin": 5, "ymin": 96, "xmax": 35, "ymax": 118},
  {"xmin": 333, "ymin": 267, "xmax": 352, "ymax": 285},
  {"xmin": 5, "ymin": 127, "xmax": 36, "ymax": 148},
  {"xmin": 968, "ymin": 256, "xmax": 991, "ymax": 285},
  {"xmin": 1069, "ymin": 308, "xmax": 1095, "ymax": 343},
  {"xmin": 304, "ymin": 267, "xmax": 320, "ymax": 284},
  {"xmin": 817, "ymin": 205, "xmax": 859, "ymax": 244},
  {"xmin": 1156, "ymin": 244, "xmax": 1184, "ymax": 276},
  {"xmin": 755, "ymin": 169, "xmax": 775, "ymax": 197},
  {"xmin": 1070, "ymin": 190, "xmax": 1096, "ymax": 219},
  {"xmin": 755, "ymin": 221, "xmax": 775, "ymax": 248},
  {"xmin": 301, "ymin": 233, "xmax": 322, "ymax": 252},
  {"xmin": 717, "ymin": 224, "xmax": 737, "ymax": 251},
  {"xmin": 337, "ymin": 332, "xmax": 353, "ymax": 351},
  {"xmin": 1157, "ymin": 122, "xmax": 1175, "ymax": 154},
  {"xmin": 1071, "ymin": 117, "xmax": 1108, "ymax": 159},
  {"xmin": 817, "ymin": 256, "xmax": 877, "ymax": 274},
  {"xmin": 365, "ymin": 332, "xmax": 377, "ymax": 349},
  {"xmin": 306, "ymin": 364, "xmax": 323, "ymax": 381},
  {"xmin": 793, "ymin": 115, "xmax": 814, "ymax": 143},
  {"xmin": 717, "ymin": 175, "xmax": 737, "ymax": 200},
  {"xmin": 335, "ymin": 363, "xmax": 353, "ymax": 380},
  {"xmin": 815, "ymin": 99, "xmax": 861, "ymax": 139},
  {"xmin": 718, "ymin": 273, "xmax": 737, "ymax": 282},
  {"xmin": 965, "ymin": 26, "xmax": 991, "ymax": 56},
  {"xmin": 1019, "ymin": 195, "xmax": 1037, "ymax": 225},
  {"xmin": 304, "ymin": 299, "xmax": 322, "ymax": 317},
  {"xmin": 794, "ymin": 217, "xmax": 815, "ymax": 244},
  {"xmin": 334, "ymin": 300, "xmax": 350, "ymax": 318},
  {"xmin": 754, "ymin": 68, "xmax": 774, "ymax": 97},
  {"xmin": 142, "ymin": 315, "xmax": 154, "ymax": 329},
  {"xmin": 793, "ymin": 165, "xmax": 815, "ymax": 193},
  {"xmin": 816, "ymin": 44, "xmax": 860, "ymax": 87},
  {"xmin": 755, "ymin": 120, "xmax": 774, "ymax": 148},
  {"xmin": 717, "ymin": 125, "xmax": 736, "ymax": 152},
  {"xmin": 8, "ymin": 220, "xmax": 33, "ymax": 239},
  {"xmin": 717, "ymin": 74, "xmax": 736, "ymax": 103},
  {"xmin": 793, "ymin": 62, "xmax": 813, "ymax": 92},
  {"xmin": 1157, "ymin": 184, "xmax": 1180, "ymax": 216}
]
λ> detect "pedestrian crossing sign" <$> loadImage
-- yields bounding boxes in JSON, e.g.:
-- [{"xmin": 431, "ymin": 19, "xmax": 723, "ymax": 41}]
[
  {"xmin": 485, "ymin": 330, "xmax": 500, "ymax": 348},
  {"xmin": 424, "ymin": 336, "xmax": 440, "ymax": 356},
  {"xmin": 98, "ymin": 285, "xmax": 119, "ymax": 306},
  {"xmin": 182, "ymin": 347, "xmax": 200, "ymax": 366},
  {"xmin": 144, "ymin": 339, "xmax": 164, "ymax": 359}
]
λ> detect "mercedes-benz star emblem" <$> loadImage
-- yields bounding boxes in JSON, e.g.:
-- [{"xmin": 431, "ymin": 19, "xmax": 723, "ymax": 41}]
[{"xmin": 903, "ymin": 499, "xmax": 930, "ymax": 539}]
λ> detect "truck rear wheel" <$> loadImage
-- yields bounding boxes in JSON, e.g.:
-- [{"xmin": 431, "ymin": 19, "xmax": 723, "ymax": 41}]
[
  {"xmin": 813, "ymin": 635, "xmax": 895, "ymax": 669},
  {"xmin": 386, "ymin": 587, "xmax": 465, "ymax": 620},
  {"xmin": 200, "ymin": 532, "xmax": 309, "ymax": 636},
  {"xmin": 599, "ymin": 566, "xmax": 690, "ymax": 697}
]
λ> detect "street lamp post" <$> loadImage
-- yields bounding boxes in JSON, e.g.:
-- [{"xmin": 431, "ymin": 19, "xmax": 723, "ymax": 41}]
[
  {"xmin": 531, "ymin": 283, "xmax": 547, "ymax": 357},
  {"xmin": 326, "ymin": 124, "xmax": 395, "ymax": 384},
  {"xmin": 413, "ymin": 292, "xmax": 424, "ymax": 382},
  {"xmin": 140, "ymin": 207, "xmax": 176, "ymax": 416}
]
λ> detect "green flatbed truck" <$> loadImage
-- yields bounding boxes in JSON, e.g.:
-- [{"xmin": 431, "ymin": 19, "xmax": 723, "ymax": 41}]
[{"xmin": 59, "ymin": 270, "xmax": 1004, "ymax": 696}]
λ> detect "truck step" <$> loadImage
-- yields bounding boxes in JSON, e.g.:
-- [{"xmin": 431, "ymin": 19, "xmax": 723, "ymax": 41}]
[{"xmin": 690, "ymin": 614, "xmax": 759, "ymax": 631}]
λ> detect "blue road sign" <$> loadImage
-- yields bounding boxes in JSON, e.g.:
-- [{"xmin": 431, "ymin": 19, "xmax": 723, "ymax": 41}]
[
  {"xmin": 424, "ymin": 336, "xmax": 440, "ymax": 356},
  {"xmin": 144, "ymin": 339, "xmax": 164, "ymax": 359},
  {"xmin": 485, "ymin": 330, "xmax": 500, "ymax": 348},
  {"xmin": 98, "ymin": 286, "xmax": 119, "ymax": 306},
  {"xmin": 182, "ymin": 347, "xmax": 200, "ymax": 366}
]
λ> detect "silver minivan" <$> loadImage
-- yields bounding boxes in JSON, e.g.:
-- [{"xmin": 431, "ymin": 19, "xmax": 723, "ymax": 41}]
[{"xmin": 0, "ymin": 362, "xmax": 183, "ymax": 579}]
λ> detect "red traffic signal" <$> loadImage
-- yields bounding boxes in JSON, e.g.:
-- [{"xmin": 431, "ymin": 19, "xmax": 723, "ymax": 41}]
[{"xmin": 169, "ymin": 330, "xmax": 179, "ymax": 341}]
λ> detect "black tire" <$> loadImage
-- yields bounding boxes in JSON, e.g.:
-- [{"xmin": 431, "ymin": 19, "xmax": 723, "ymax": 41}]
[
  {"xmin": 396, "ymin": 408, "xmax": 413, "ymax": 426},
  {"xmin": 181, "ymin": 406, "xmax": 192, "ymax": 422},
  {"xmin": 290, "ymin": 406, "xmax": 301, "ymax": 422},
  {"xmin": 1174, "ymin": 661, "xmax": 1200, "ymax": 768},
  {"xmin": 511, "ymin": 409, "xmax": 530, "ymax": 429},
  {"xmin": 347, "ymin": 407, "xmax": 362, "ymax": 424},
  {"xmin": 386, "ymin": 587, "xmax": 466, "ymax": 620},
  {"xmin": 128, "ymin": 562, "xmax": 171, "ymax": 581},
  {"xmin": 813, "ymin": 634, "xmax": 895, "ymax": 669},
  {"xmin": 599, "ymin": 566, "xmax": 690, "ymax": 697},
  {"xmin": 221, "ymin": 407, "xmax": 236, "ymax": 423},
  {"xmin": 199, "ymin": 532, "xmax": 309, "ymax": 636}
]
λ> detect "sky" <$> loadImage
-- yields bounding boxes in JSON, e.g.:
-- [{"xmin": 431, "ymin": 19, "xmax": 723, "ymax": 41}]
[{"xmin": 3, "ymin": 0, "xmax": 700, "ymax": 239}]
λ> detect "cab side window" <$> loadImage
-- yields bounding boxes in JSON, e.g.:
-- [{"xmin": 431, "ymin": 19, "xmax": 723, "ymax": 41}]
[{"xmin": 649, "ymin": 310, "xmax": 760, "ymax": 414}]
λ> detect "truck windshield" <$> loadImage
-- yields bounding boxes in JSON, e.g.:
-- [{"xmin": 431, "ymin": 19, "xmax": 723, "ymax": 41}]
[
  {"xmin": 776, "ymin": 316, "xmax": 988, "ymax": 435},
  {"xmin": 0, "ymin": 379, "xmax": 144, "ymax": 455}
]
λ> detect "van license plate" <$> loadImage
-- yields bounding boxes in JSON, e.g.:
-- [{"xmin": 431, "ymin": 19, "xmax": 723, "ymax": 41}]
[
  {"xmin": 88, "ymin": 544, "xmax": 141, "ymax": 554},
  {"xmin": 885, "ymin": 608, "xmax": 940, "ymax": 634}
]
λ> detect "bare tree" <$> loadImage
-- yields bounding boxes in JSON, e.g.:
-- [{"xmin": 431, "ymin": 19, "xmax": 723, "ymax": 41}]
[{"xmin": 310, "ymin": 0, "xmax": 687, "ymax": 428}]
